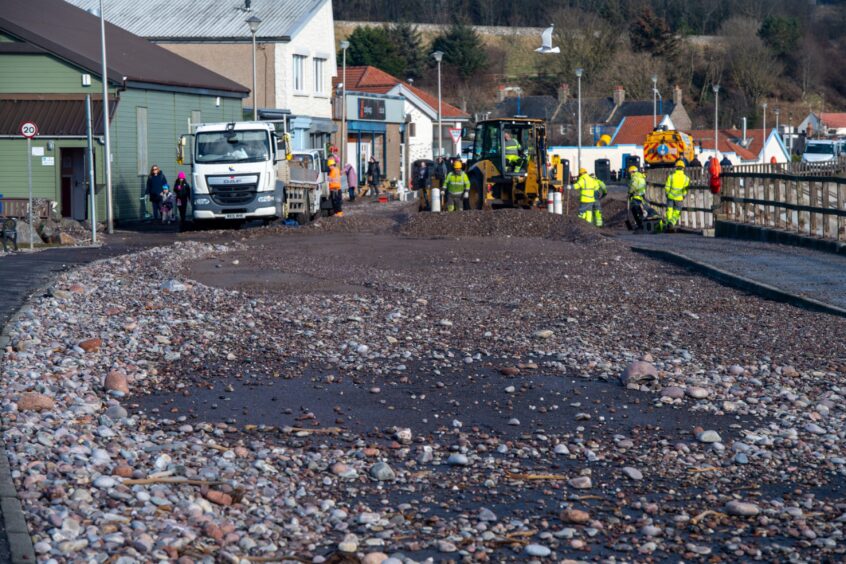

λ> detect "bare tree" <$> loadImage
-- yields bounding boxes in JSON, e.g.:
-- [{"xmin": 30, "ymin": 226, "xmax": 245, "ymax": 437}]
[{"xmin": 720, "ymin": 17, "xmax": 782, "ymax": 103}]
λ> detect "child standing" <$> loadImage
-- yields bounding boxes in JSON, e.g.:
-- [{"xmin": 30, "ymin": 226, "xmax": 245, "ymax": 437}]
[{"xmin": 173, "ymin": 172, "xmax": 191, "ymax": 230}]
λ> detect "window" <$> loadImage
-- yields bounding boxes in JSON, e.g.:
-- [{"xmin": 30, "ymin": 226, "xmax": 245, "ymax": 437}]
[
  {"xmin": 313, "ymin": 58, "xmax": 326, "ymax": 94},
  {"xmin": 195, "ymin": 130, "xmax": 270, "ymax": 164},
  {"xmin": 293, "ymin": 55, "xmax": 306, "ymax": 92},
  {"xmin": 409, "ymin": 122, "xmax": 416, "ymax": 137},
  {"xmin": 136, "ymin": 107, "xmax": 148, "ymax": 175}
]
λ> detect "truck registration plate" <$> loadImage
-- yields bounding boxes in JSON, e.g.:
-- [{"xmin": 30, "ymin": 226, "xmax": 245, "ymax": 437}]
[{"xmin": 224, "ymin": 213, "xmax": 246, "ymax": 219}]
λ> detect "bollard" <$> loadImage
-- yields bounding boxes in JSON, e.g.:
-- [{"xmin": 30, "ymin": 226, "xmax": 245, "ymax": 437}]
[
  {"xmin": 553, "ymin": 191, "xmax": 563, "ymax": 215},
  {"xmin": 547, "ymin": 190, "xmax": 554, "ymax": 213},
  {"xmin": 430, "ymin": 188, "xmax": 441, "ymax": 212}
]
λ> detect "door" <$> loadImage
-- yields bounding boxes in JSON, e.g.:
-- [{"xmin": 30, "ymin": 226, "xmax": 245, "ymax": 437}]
[{"xmin": 60, "ymin": 148, "xmax": 87, "ymax": 220}]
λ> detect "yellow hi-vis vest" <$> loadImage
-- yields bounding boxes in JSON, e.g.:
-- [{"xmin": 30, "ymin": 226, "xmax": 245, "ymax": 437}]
[
  {"xmin": 628, "ymin": 172, "xmax": 647, "ymax": 200},
  {"xmin": 504, "ymin": 138, "xmax": 520, "ymax": 159},
  {"xmin": 665, "ymin": 170, "xmax": 690, "ymax": 201},
  {"xmin": 574, "ymin": 173, "xmax": 600, "ymax": 203},
  {"xmin": 444, "ymin": 171, "xmax": 470, "ymax": 194}
]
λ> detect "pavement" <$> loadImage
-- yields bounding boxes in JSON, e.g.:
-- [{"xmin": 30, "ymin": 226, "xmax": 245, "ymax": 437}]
[{"xmin": 618, "ymin": 232, "xmax": 846, "ymax": 315}]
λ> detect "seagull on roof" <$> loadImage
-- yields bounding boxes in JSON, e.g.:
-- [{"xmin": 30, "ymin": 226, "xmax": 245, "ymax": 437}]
[{"xmin": 536, "ymin": 24, "xmax": 560, "ymax": 54}]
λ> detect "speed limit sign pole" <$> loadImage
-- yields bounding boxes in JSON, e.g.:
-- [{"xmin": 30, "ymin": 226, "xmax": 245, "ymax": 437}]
[{"xmin": 20, "ymin": 121, "xmax": 38, "ymax": 250}]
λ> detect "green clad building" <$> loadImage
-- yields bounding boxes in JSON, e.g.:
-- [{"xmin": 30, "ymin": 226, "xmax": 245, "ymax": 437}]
[{"xmin": 0, "ymin": 0, "xmax": 248, "ymax": 222}]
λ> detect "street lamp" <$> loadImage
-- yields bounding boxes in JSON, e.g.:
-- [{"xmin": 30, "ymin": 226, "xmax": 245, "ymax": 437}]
[
  {"xmin": 432, "ymin": 51, "xmax": 444, "ymax": 158},
  {"xmin": 651, "ymin": 75, "xmax": 658, "ymax": 128},
  {"xmin": 98, "ymin": 0, "xmax": 114, "ymax": 233},
  {"xmin": 340, "ymin": 40, "xmax": 350, "ymax": 169},
  {"xmin": 762, "ymin": 102, "xmax": 768, "ymax": 164},
  {"xmin": 575, "ymin": 67, "xmax": 583, "ymax": 173},
  {"xmin": 712, "ymin": 84, "xmax": 720, "ymax": 162},
  {"xmin": 246, "ymin": 15, "xmax": 262, "ymax": 122}
]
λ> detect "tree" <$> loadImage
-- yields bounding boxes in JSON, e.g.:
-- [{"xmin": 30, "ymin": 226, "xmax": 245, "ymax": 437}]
[
  {"xmin": 386, "ymin": 23, "xmax": 425, "ymax": 81},
  {"xmin": 630, "ymin": 7, "xmax": 679, "ymax": 57},
  {"xmin": 430, "ymin": 23, "xmax": 488, "ymax": 80},
  {"xmin": 342, "ymin": 26, "xmax": 406, "ymax": 77},
  {"xmin": 759, "ymin": 16, "xmax": 801, "ymax": 56},
  {"xmin": 720, "ymin": 17, "xmax": 782, "ymax": 103}
]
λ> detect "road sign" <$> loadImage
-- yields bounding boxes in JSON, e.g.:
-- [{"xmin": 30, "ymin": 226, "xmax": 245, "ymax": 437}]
[
  {"xmin": 449, "ymin": 128, "xmax": 462, "ymax": 146},
  {"xmin": 20, "ymin": 121, "xmax": 38, "ymax": 139}
]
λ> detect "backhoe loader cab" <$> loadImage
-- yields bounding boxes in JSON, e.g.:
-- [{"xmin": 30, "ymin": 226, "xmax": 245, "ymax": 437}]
[{"xmin": 465, "ymin": 118, "xmax": 551, "ymax": 209}]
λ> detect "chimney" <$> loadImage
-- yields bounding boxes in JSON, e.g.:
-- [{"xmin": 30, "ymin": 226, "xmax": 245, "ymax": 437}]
[
  {"xmin": 558, "ymin": 83, "xmax": 570, "ymax": 102},
  {"xmin": 742, "ymin": 117, "xmax": 748, "ymax": 145},
  {"xmin": 613, "ymin": 85, "xmax": 625, "ymax": 106},
  {"xmin": 673, "ymin": 85, "xmax": 683, "ymax": 106}
]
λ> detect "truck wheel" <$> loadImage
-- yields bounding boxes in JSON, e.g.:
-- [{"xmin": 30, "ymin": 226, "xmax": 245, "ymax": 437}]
[{"xmin": 296, "ymin": 192, "xmax": 311, "ymax": 225}]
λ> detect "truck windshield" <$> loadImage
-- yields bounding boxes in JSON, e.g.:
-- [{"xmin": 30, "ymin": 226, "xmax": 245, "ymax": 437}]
[
  {"xmin": 805, "ymin": 144, "xmax": 834, "ymax": 155},
  {"xmin": 196, "ymin": 130, "xmax": 270, "ymax": 163}
]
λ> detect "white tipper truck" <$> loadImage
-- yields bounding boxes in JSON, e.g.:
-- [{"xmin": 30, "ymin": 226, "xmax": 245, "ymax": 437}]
[{"xmin": 178, "ymin": 121, "xmax": 331, "ymax": 226}]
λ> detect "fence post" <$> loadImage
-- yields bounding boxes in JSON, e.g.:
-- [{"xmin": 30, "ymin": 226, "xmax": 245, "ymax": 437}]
[{"xmin": 838, "ymin": 181, "xmax": 845, "ymax": 241}]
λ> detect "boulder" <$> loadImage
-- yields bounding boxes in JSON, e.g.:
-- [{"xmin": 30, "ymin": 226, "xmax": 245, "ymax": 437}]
[
  {"xmin": 14, "ymin": 221, "xmax": 40, "ymax": 246},
  {"xmin": 78, "ymin": 338, "xmax": 102, "ymax": 353},
  {"xmin": 104, "ymin": 371, "xmax": 129, "ymax": 394},
  {"xmin": 59, "ymin": 232, "xmax": 78, "ymax": 245},
  {"xmin": 620, "ymin": 361, "xmax": 658, "ymax": 386},
  {"xmin": 18, "ymin": 392, "xmax": 54, "ymax": 412},
  {"xmin": 36, "ymin": 219, "xmax": 61, "ymax": 243}
]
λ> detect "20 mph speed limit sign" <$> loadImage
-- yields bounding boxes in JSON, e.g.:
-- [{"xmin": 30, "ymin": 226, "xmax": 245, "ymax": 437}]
[{"xmin": 20, "ymin": 121, "xmax": 38, "ymax": 138}]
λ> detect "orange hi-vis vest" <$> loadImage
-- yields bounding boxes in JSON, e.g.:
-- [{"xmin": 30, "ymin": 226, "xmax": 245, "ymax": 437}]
[{"xmin": 328, "ymin": 166, "xmax": 341, "ymax": 191}]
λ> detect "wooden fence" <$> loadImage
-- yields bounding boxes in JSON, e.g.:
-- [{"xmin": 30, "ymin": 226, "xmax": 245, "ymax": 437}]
[
  {"xmin": 0, "ymin": 198, "xmax": 54, "ymax": 220},
  {"xmin": 720, "ymin": 167, "xmax": 846, "ymax": 242},
  {"xmin": 645, "ymin": 168, "xmax": 715, "ymax": 231}
]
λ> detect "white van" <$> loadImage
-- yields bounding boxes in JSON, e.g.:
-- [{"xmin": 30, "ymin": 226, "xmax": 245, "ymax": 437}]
[{"xmin": 802, "ymin": 140, "xmax": 840, "ymax": 163}]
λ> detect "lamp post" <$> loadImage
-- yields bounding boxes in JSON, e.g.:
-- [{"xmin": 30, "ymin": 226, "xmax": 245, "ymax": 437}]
[
  {"xmin": 712, "ymin": 84, "xmax": 720, "ymax": 162},
  {"xmin": 432, "ymin": 51, "xmax": 444, "ymax": 158},
  {"xmin": 762, "ymin": 102, "xmax": 768, "ymax": 164},
  {"xmin": 651, "ymin": 74, "xmax": 658, "ymax": 128},
  {"xmin": 575, "ymin": 67, "xmax": 583, "ymax": 173},
  {"xmin": 246, "ymin": 15, "xmax": 262, "ymax": 122},
  {"xmin": 98, "ymin": 0, "xmax": 114, "ymax": 233},
  {"xmin": 339, "ymin": 40, "xmax": 350, "ymax": 168}
]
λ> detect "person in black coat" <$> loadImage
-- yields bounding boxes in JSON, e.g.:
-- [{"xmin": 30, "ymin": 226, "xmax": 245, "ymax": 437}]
[
  {"xmin": 145, "ymin": 164, "xmax": 168, "ymax": 220},
  {"xmin": 173, "ymin": 171, "xmax": 191, "ymax": 230},
  {"xmin": 366, "ymin": 156, "xmax": 382, "ymax": 196},
  {"xmin": 415, "ymin": 161, "xmax": 430, "ymax": 190},
  {"xmin": 433, "ymin": 156, "xmax": 448, "ymax": 188}
]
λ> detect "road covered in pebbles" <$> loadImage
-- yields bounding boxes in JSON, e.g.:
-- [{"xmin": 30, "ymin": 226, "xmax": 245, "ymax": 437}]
[{"xmin": 4, "ymin": 201, "xmax": 846, "ymax": 563}]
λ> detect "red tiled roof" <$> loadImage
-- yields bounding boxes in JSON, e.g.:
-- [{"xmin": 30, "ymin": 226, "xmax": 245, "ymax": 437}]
[
  {"xmin": 334, "ymin": 66, "xmax": 468, "ymax": 119},
  {"xmin": 820, "ymin": 113, "xmax": 846, "ymax": 129},
  {"xmin": 611, "ymin": 115, "xmax": 656, "ymax": 145},
  {"xmin": 687, "ymin": 129, "xmax": 765, "ymax": 161}
]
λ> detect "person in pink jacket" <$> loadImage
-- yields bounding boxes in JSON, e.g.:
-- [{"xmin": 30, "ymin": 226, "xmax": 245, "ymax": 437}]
[{"xmin": 343, "ymin": 162, "xmax": 358, "ymax": 202}]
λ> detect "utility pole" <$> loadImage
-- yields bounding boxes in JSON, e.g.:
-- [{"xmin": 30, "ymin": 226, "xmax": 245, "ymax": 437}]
[
  {"xmin": 340, "ymin": 40, "xmax": 350, "ymax": 168},
  {"xmin": 575, "ymin": 67, "xmax": 583, "ymax": 173},
  {"xmin": 432, "ymin": 51, "xmax": 444, "ymax": 158},
  {"xmin": 246, "ymin": 15, "xmax": 262, "ymax": 122},
  {"xmin": 762, "ymin": 102, "xmax": 768, "ymax": 164},
  {"xmin": 99, "ymin": 0, "xmax": 114, "ymax": 233},
  {"xmin": 651, "ymin": 75, "xmax": 658, "ymax": 128},
  {"xmin": 713, "ymin": 84, "xmax": 720, "ymax": 162}
]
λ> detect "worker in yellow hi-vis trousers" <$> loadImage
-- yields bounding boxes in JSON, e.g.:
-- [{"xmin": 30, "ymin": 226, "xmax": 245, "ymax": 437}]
[{"xmin": 664, "ymin": 160, "xmax": 690, "ymax": 230}]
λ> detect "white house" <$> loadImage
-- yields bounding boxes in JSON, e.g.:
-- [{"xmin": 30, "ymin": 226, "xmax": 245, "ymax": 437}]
[
  {"xmin": 64, "ymin": 0, "xmax": 337, "ymax": 150},
  {"xmin": 798, "ymin": 112, "xmax": 846, "ymax": 137},
  {"xmin": 336, "ymin": 66, "xmax": 469, "ymax": 162},
  {"xmin": 688, "ymin": 128, "xmax": 790, "ymax": 165}
]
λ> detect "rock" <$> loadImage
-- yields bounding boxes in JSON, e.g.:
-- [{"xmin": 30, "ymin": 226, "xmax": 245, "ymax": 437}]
[
  {"xmin": 686, "ymin": 386, "xmax": 710, "ymax": 399},
  {"xmin": 113, "ymin": 464, "xmax": 133, "ymax": 478},
  {"xmin": 17, "ymin": 392, "xmax": 54, "ymax": 412},
  {"xmin": 437, "ymin": 540, "xmax": 457, "ymax": 553},
  {"xmin": 620, "ymin": 361, "xmax": 658, "ymax": 386},
  {"xmin": 105, "ymin": 405, "xmax": 128, "ymax": 420},
  {"xmin": 729, "ymin": 364, "xmax": 745, "ymax": 376},
  {"xmin": 93, "ymin": 476, "xmax": 116, "ymax": 489},
  {"xmin": 734, "ymin": 453, "xmax": 749, "ymax": 465},
  {"xmin": 447, "ymin": 453, "xmax": 469, "ymax": 466},
  {"xmin": 362, "ymin": 553, "xmax": 388, "ymax": 564},
  {"xmin": 525, "ymin": 544, "xmax": 552, "ymax": 557},
  {"xmin": 369, "ymin": 462, "xmax": 395, "ymax": 481},
  {"xmin": 499, "ymin": 366, "xmax": 520, "ymax": 376},
  {"xmin": 338, "ymin": 534, "xmax": 359, "ymax": 553},
  {"xmin": 568, "ymin": 476, "xmax": 592, "ymax": 489},
  {"xmin": 533, "ymin": 329, "xmax": 554, "ymax": 339},
  {"xmin": 661, "ymin": 386, "xmax": 685, "ymax": 399},
  {"xmin": 478, "ymin": 507, "xmax": 497, "ymax": 522},
  {"xmin": 394, "ymin": 427, "xmax": 412, "ymax": 444},
  {"xmin": 725, "ymin": 500, "xmax": 761, "ymax": 517},
  {"xmin": 205, "ymin": 490, "xmax": 233, "ymax": 506},
  {"xmin": 59, "ymin": 232, "xmax": 78, "ymax": 245},
  {"xmin": 805, "ymin": 423, "xmax": 826, "ymax": 435},
  {"xmin": 560, "ymin": 509, "xmax": 590, "ymax": 524},
  {"xmin": 698, "ymin": 430, "xmax": 722, "ymax": 443},
  {"xmin": 622, "ymin": 467, "xmax": 643, "ymax": 480},
  {"xmin": 14, "ymin": 221, "xmax": 40, "ymax": 246},
  {"xmin": 104, "ymin": 371, "xmax": 129, "ymax": 394},
  {"xmin": 78, "ymin": 338, "xmax": 102, "ymax": 353},
  {"xmin": 554, "ymin": 444, "xmax": 570, "ymax": 455},
  {"xmin": 508, "ymin": 417, "xmax": 520, "ymax": 426},
  {"xmin": 161, "ymin": 279, "xmax": 187, "ymax": 293}
]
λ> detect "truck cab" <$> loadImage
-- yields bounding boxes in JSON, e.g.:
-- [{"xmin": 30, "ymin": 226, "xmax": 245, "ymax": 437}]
[
  {"xmin": 802, "ymin": 140, "xmax": 840, "ymax": 164},
  {"xmin": 180, "ymin": 121, "xmax": 286, "ymax": 223}
]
